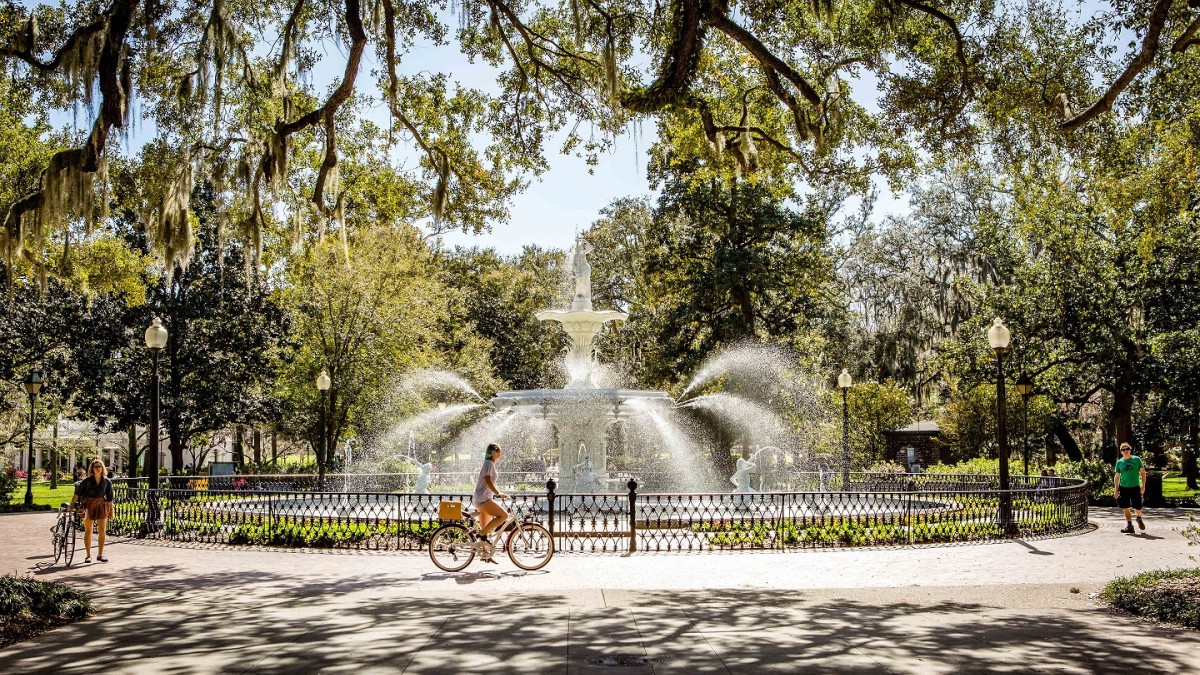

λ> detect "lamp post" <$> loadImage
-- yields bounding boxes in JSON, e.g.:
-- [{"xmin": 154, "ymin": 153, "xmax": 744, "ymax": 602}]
[
  {"xmin": 316, "ymin": 370, "xmax": 331, "ymax": 489},
  {"xmin": 838, "ymin": 368, "xmax": 852, "ymax": 491},
  {"xmin": 22, "ymin": 369, "xmax": 44, "ymax": 507},
  {"xmin": 144, "ymin": 317, "xmax": 168, "ymax": 531},
  {"xmin": 1016, "ymin": 372, "xmax": 1034, "ymax": 478},
  {"xmin": 987, "ymin": 318, "xmax": 1016, "ymax": 535}
]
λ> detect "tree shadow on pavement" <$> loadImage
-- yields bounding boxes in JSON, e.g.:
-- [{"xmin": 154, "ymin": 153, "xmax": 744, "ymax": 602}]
[{"xmin": 0, "ymin": 566, "xmax": 1197, "ymax": 675}]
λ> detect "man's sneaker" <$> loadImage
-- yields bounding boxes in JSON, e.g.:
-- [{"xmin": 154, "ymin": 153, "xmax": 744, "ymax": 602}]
[
  {"xmin": 1136, "ymin": 516, "xmax": 1145, "ymax": 531},
  {"xmin": 1121, "ymin": 524, "xmax": 1135, "ymax": 534}
]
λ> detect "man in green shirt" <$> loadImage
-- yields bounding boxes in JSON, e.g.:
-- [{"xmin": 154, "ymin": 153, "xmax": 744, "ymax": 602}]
[{"xmin": 1113, "ymin": 443, "xmax": 1147, "ymax": 533}]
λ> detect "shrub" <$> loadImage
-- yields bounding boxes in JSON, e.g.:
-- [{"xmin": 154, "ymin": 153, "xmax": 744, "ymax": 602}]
[
  {"xmin": 0, "ymin": 575, "xmax": 91, "ymax": 620},
  {"xmin": 864, "ymin": 461, "xmax": 907, "ymax": 474},
  {"xmin": 0, "ymin": 471, "xmax": 17, "ymax": 504},
  {"xmin": 1056, "ymin": 459, "xmax": 1113, "ymax": 503},
  {"xmin": 1103, "ymin": 568, "xmax": 1200, "ymax": 630},
  {"xmin": 925, "ymin": 458, "xmax": 1001, "ymax": 475}
]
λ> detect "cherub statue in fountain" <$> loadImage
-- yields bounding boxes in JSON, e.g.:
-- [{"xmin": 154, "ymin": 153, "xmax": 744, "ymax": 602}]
[
  {"xmin": 571, "ymin": 450, "xmax": 604, "ymax": 492},
  {"xmin": 730, "ymin": 450, "xmax": 757, "ymax": 494},
  {"xmin": 414, "ymin": 460, "xmax": 433, "ymax": 495}
]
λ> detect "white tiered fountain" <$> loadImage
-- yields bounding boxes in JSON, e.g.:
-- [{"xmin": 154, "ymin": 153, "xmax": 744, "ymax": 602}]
[{"xmin": 488, "ymin": 238, "xmax": 673, "ymax": 491}]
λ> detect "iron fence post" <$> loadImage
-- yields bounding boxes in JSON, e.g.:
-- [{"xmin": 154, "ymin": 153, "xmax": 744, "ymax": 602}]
[
  {"xmin": 905, "ymin": 489, "xmax": 913, "ymax": 545},
  {"xmin": 546, "ymin": 479, "xmax": 556, "ymax": 537},
  {"xmin": 627, "ymin": 479, "xmax": 638, "ymax": 553}
]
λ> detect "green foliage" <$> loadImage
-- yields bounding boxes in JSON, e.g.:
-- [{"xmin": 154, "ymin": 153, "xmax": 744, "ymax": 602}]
[
  {"xmin": 1103, "ymin": 568, "xmax": 1200, "ymax": 630},
  {"xmin": 275, "ymin": 226, "xmax": 496, "ymax": 460},
  {"xmin": 228, "ymin": 520, "xmax": 439, "ymax": 548},
  {"xmin": 632, "ymin": 175, "xmax": 837, "ymax": 388},
  {"xmin": 844, "ymin": 380, "xmax": 913, "ymax": 463},
  {"xmin": 1056, "ymin": 459, "xmax": 1114, "ymax": 503},
  {"xmin": 0, "ymin": 470, "xmax": 16, "ymax": 504},
  {"xmin": 68, "ymin": 186, "xmax": 289, "ymax": 473},
  {"xmin": 925, "ymin": 458, "xmax": 1001, "ymax": 475},
  {"xmin": 935, "ymin": 382, "xmax": 1055, "ymax": 463},
  {"xmin": 440, "ymin": 246, "xmax": 568, "ymax": 390},
  {"xmin": 692, "ymin": 505, "xmax": 1078, "ymax": 549},
  {"xmin": 0, "ymin": 575, "xmax": 91, "ymax": 620}
]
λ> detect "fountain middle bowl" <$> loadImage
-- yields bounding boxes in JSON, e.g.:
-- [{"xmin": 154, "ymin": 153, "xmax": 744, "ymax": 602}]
[{"xmin": 488, "ymin": 388, "xmax": 676, "ymax": 416}]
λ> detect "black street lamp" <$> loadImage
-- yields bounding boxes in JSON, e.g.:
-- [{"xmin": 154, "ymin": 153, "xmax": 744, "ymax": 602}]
[
  {"xmin": 145, "ymin": 317, "xmax": 168, "ymax": 531},
  {"xmin": 316, "ymin": 370, "xmax": 331, "ymax": 489},
  {"xmin": 22, "ymin": 369, "xmax": 44, "ymax": 507},
  {"xmin": 838, "ymin": 368, "xmax": 852, "ymax": 490},
  {"xmin": 987, "ymin": 317, "xmax": 1016, "ymax": 535},
  {"xmin": 1016, "ymin": 371, "xmax": 1034, "ymax": 477}
]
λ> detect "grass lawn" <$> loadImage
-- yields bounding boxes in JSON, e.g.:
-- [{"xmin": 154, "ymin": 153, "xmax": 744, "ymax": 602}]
[
  {"xmin": 6, "ymin": 482, "xmax": 77, "ymax": 508},
  {"xmin": 1161, "ymin": 474, "xmax": 1200, "ymax": 499}
]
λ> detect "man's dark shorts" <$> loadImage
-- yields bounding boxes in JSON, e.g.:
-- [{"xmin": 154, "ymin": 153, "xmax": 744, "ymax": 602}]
[{"xmin": 1118, "ymin": 485, "xmax": 1143, "ymax": 509}]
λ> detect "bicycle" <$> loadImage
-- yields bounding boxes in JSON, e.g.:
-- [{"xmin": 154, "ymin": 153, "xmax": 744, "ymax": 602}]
[
  {"xmin": 50, "ymin": 502, "xmax": 78, "ymax": 567},
  {"xmin": 428, "ymin": 497, "xmax": 554, "ymax": 572}
]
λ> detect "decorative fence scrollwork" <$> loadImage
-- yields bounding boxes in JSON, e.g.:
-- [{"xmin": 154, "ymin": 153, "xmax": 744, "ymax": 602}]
[{"xmin": 107, "ymin": 473, "xmax": 1090, "ymax": 552}]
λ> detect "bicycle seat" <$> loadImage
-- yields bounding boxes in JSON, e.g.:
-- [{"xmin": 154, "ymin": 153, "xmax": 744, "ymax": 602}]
[{"xmin": 60, "ymin": 502, "xmax": 70, "ymax": 508}]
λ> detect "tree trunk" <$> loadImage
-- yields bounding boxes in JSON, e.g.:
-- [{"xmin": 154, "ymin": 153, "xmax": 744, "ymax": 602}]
[
  {"xmin": 128, "ymin": 424, "xmax": 139, "ymax": 477},
  {"xmin": 1111, "ymin": 389, "xmax": 1134, "ymax": 446},
  {"xmin": 1052, "ymin": 419, "xmax": 1083, "ymax": 461},
  {"xmin": 49, "ymin": 416, "xmax": 59, "ymax": 489},
  {"xmin": 253, "ymin": 428, "xmax": 262, "ymax": 465},
  {"xmin": 271, "ymin": 430, "xmax": 278, "ymax": 465},
  {"xmin": 233, "ymin": 425, "xmax": 245, "ymax": 470},
  {"xmin": 1186, "ymin": 416, "xmax": 1200, "ymax": 492},
  {"xmin": 168, "ymin": 425, "xmax": 185, "ymax": 476}
]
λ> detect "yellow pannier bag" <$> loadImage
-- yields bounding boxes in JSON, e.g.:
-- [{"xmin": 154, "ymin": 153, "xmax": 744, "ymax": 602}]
[{"xmin": 438, "ymin": 501, "xmax": 463, "ymax": 521}]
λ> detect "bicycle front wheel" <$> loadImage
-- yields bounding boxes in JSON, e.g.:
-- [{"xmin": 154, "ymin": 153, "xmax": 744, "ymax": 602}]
[
  {"xmin": 61, "ymin": 516, "xmax": 76, "ymax": 567},
  {"xmin": 507, "ymin": 522, "xmax": 553, "ymax": 571},
  {"xmin": 428, "ymin": 524, "xmax": 475, "ymax": 572},
  {"xmin": 51, "ymin": 517, "xmax": 64, "ymax": 565}
]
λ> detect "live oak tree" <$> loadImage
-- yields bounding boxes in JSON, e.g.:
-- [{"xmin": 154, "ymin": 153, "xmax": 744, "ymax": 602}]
[{"xmin": 5, "ymin": 0, "xmax": 1196, "ymax": 287}]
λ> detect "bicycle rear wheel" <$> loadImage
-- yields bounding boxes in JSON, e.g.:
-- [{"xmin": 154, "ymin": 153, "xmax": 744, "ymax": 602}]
[
  {"xmin": 506, "ymin": 522, "xmax": 553, "ymax": 571},
  {"xmin": 428, "ymin": 524, "xmax": 475, "ymax": 572}
]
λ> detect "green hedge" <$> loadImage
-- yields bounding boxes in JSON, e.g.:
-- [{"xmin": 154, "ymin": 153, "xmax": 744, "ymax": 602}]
[{"xmin": 228, "ymin": 520, "xmax": 441, "ymax": 548}]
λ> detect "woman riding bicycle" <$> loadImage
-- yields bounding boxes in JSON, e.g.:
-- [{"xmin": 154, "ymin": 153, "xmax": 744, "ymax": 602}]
[{"xmin": 474, "ymin": 444, "xmax": 508, "ymax": 560}]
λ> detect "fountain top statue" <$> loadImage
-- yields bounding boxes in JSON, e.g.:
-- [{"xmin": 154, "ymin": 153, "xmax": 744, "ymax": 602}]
[{"xmin": 535, "ymin": 237, "xmax": 626, "ymax": 388}]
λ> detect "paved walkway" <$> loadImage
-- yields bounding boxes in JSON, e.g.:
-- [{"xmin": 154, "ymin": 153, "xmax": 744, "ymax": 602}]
[{"xmin": 1, "ymin": 507, "xmax": 1197, "ymax": 674}]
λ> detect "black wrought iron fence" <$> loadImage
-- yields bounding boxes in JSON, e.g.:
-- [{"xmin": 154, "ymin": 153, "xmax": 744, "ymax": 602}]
[{"xmin": 108, "ymin": 473, "xmax": 1090, "ymax": 552}]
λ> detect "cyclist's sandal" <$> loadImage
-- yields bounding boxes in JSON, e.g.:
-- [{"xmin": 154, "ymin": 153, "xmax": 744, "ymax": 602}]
[
  {"xmin": 97, "ymin": 556, "xmax": 108, "ymax": 562},
  {"xmin": 83, "ymin": 557, "xmax": 92, "ymax": 563}
]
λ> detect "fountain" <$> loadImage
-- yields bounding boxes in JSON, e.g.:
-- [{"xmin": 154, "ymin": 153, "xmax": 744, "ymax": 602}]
[
  {"xmin": 489, "ymin": 237, "xmax": 675, "ymax": 491},
  {"xmin": 344, "ymin": 235, "xmax": 828, "ymax": 495}
]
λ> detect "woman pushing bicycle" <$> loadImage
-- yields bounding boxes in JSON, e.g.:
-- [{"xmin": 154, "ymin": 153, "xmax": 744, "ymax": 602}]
[{"xmin": 70, "ymin": 458, "xmax": 114, "ymax": 563}]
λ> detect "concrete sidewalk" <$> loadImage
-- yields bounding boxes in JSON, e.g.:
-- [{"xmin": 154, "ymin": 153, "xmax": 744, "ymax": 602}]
[{"xmin": 1, "ymin": 507, "xmax": 1197, "ymax": 674}]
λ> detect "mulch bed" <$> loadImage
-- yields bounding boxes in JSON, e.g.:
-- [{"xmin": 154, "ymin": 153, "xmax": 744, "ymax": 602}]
[{"xmin": 0, "ymin": 612, "xmax": 79, "ymax": 648}]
